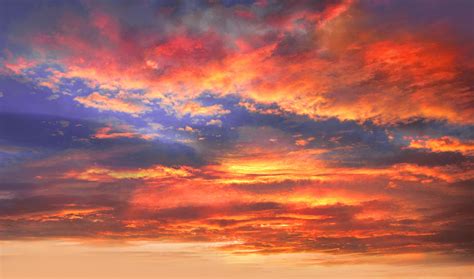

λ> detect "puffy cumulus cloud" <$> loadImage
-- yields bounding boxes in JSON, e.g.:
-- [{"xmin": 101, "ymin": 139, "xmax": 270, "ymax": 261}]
[{"xmin": 2, "ymin": 0, "xmax": 473, "ymax": 123}]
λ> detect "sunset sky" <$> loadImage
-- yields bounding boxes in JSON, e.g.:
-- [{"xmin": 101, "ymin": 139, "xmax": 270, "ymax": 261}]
[{"xmin": 0, "ymin": 0, "xmax": 473, "ymax": 278}]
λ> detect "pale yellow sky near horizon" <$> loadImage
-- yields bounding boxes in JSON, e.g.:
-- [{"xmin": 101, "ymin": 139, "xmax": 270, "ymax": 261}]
[{"xmin": 1, "ymin": 240, "xmax": 472, "ymax": 279}]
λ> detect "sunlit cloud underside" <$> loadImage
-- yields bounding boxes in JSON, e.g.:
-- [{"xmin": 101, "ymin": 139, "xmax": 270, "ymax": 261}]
[{"xmin": 0, "ymin": 0, "xmax": 473, "ymax": 278}]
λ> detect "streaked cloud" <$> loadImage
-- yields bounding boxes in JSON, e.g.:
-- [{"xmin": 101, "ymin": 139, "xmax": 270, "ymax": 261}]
[{"xmin": 0, "ymin": 0, "xmax": 473, "ymax": 277}]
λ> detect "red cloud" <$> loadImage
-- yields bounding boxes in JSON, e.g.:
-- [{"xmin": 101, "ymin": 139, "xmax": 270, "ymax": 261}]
[{"xmin": 4, "ymin": 0, "xmax": 472, "ymax": 124}]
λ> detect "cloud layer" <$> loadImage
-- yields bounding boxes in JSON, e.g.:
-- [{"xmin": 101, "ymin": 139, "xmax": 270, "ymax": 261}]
[{"xmin": 0, "ymin": 0, "xmax": 473, "ymax": 267}]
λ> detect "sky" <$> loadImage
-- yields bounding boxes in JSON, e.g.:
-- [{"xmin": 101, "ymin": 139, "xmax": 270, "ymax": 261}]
[{"xmin": 0, "ymin": 0, "xmax": 473, "ymax": 278}]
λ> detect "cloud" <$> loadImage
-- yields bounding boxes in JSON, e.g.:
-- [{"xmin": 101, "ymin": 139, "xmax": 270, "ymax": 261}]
[
  {"xmin": 206, "ymin": 119, "xmax": 223, "ymax": 127},
  {"xmin": 0, "ymin": 113, "xmax": 206, "ymax": 169},
  {"xmin": 3, "ymin": 0, "xmax": 472, "ymax": 124},
  {"xmin": 74, "ymin": 92, "xmax": 150, "ymax": 115},
  {"xmin": 408, "ymin": 136, "xmax": 474, "ymax": 156},
  {"xmin": 0, "ymin": 0, "xmax": 473, "ymax": 264},
  {"xmin": 174, "ymin": 101, "xmax": 230, "ymax": 117}
]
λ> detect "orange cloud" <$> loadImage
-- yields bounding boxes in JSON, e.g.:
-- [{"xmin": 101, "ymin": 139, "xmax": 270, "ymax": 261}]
[
  {"xmin": 74, "ymin": 92, "xmax": 150, "ymax": 115},
  {"xmin": 94, "ymin": 127, "xmax": 141, "ymax": 140},
  {"xmin": 408, "ymin": 136, "xmax": 474, "ymax": 156},
  {"xmin": 295, "ymin": 137, "xmax": 315, "ymax": 147},
  {"xmin": 65, "ymin": 165, "xmax": 195, "ymax": 182},
  {"xmin": 175, "ymin": 101, "xmax": 230, "ymax": 117},
  {"xmin": 1, "ymin": 1, "xmax": 473, "ymax": 263},
  {"xmin": 7, "ymin": 2, "xmax": 472, "ymax": 124}
]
